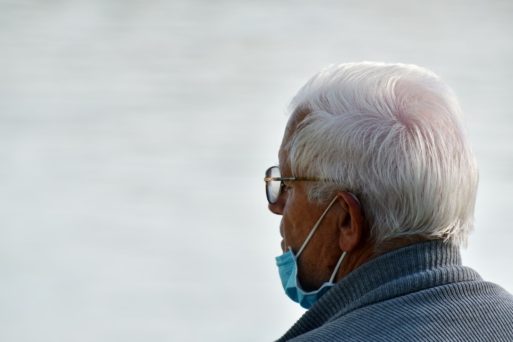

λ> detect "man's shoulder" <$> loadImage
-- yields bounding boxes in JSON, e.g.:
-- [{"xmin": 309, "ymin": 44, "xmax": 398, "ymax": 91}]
[{"xmin": 294, "ymin": 279, "xmax": 513, "ymax": 341}]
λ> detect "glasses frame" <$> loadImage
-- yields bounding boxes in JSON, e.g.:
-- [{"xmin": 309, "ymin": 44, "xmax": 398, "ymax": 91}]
[{"xmin": 264, "ymin": 166, "xmax": 320, "ymax": 204}]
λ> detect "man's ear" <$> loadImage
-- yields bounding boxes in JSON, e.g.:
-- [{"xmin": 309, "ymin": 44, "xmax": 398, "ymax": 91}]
[{"xmin": 336, "ymin": 192, "xmax": 365, "ymax": 252}]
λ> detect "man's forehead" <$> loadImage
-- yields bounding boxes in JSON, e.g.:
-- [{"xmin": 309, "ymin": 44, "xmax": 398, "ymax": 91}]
[
  {"xmin": 278, "ymin": 106, "xmax": 311, "ymax": 171},
  {"xmin": 282, "ymin": 106, "xmax": 310, "ymax": 144}
]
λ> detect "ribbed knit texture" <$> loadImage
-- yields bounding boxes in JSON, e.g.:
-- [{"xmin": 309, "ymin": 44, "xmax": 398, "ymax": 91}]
[{"xmin": 277, "ymin": 240, "xmax": 513, "ymax": 341}]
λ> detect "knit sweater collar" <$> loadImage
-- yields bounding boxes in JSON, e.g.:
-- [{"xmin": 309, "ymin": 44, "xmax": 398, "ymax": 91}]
[{"xmin": 278, "ymin": 240, "xmax": 477, "ymax": 341}]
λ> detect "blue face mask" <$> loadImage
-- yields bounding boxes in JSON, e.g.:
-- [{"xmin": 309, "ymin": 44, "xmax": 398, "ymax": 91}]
[{"xmin": 275, "ymin": 196, "xmax": 347, "ymax": 309}]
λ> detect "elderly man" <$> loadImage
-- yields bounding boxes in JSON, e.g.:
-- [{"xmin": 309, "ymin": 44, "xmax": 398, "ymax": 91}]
[{"xmin": 265, "ymin": 62, "xmax": 513, "ymax": 341}]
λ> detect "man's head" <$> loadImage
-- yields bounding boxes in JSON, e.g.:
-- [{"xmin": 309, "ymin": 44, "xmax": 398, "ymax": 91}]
[
  {"xmin": 267, "ymin": 62, "xmax": 478, "ymax": 291},
  {"xmin": 280, "ymin": 62, "xmax": 477, "ymax": 244}
]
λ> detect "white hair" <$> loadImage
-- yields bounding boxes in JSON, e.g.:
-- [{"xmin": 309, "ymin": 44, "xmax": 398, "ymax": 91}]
[{"xmin": 284, "ymin": 62, "xmax": 478, "ymax": 247}]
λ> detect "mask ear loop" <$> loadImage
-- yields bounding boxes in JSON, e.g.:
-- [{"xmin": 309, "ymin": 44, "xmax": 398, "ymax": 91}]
[
  {"xmin": 295, "ymin": 196, "xmax": 339, "ymax": 258},
  {"xmin": 328, "ymin": 251, "xmax": 346, "ymax": 283}
]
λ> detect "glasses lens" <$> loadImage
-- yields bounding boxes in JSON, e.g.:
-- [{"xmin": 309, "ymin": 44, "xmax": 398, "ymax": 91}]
[{"xmin": 265, "ymin": 166, "xmax": 282, "ymax": 204}]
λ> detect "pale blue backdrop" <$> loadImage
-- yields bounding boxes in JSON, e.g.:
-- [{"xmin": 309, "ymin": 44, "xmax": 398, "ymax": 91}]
[{"xmin": 1, "ymin": 0, "xmax": 512, "ymax": 341}]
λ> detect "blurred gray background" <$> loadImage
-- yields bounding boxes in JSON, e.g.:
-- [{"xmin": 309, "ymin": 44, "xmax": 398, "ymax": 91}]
[{"xmin": 1, "ymin": 0, "xmax": 512, "ymax": 341}]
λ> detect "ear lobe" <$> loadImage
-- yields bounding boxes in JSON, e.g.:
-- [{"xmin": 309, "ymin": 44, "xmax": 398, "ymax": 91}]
[{"xmin": 337, "ymin": 192, "xmax": 365, "ymax": 252}]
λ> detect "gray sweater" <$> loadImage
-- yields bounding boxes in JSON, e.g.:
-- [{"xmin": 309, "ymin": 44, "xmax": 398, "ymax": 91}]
[{"xmin": 277, "ymin": 240, "xmax": 513, "ymax": 341}]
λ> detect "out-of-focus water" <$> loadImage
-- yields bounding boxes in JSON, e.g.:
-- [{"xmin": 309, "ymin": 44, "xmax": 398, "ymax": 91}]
[{"xmin": 1, "ymin": 1, "xmax": 512, "ymax": 341}]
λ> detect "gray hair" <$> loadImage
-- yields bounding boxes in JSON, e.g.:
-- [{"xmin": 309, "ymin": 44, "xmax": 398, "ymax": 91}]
[{"xmin": 284, "ymin": 62, "xmax": 478, "ymax": 247}]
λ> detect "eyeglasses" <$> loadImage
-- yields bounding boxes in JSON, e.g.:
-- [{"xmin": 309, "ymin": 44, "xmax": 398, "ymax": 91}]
[{"xmin": 264, "ymin": 166, "xmax": 319, "ymax": 204}]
